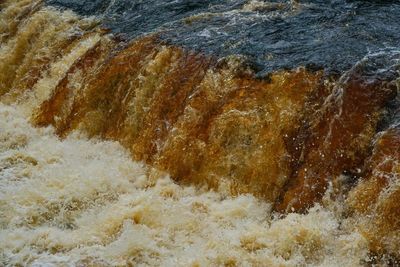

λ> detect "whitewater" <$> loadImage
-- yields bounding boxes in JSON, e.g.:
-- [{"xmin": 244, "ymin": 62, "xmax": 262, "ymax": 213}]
[
  {"xmin": 1, "ymin": 0, "xmax": 399, "ymax": 266},
  {"xmin": 0, "ymin": 103, "xmax": 368, "ymax": 266}
]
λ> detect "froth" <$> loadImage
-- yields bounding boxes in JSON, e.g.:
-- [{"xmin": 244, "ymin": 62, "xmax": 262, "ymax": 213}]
[{"xmin": 0, "ymin": 103, "xmax": 368, "ymax": 266}]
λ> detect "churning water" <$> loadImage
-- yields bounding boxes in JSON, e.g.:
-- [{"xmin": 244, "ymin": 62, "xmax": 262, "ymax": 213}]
[{"xmin": 1, "ymin": 0, "xmax": 399, "ymax": 266}]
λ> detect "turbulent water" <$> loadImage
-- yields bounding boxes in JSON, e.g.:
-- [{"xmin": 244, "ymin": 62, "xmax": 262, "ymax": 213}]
[
  {"xmin": 1, "ymin": 0, "xmax": 400, "ymax": 266},
  {"xmin": 0, "ymin": 103, "xmax": 368, "ymax": 266}
]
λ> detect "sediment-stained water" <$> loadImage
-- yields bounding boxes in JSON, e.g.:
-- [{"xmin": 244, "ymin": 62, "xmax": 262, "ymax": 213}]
[
  {"xmin": 0, "ymin": 103, "xmax": 368, "ymax": 266},
  {"xmin": 1, "ymin": 0, "xmax": 399, "ymax": 266}
]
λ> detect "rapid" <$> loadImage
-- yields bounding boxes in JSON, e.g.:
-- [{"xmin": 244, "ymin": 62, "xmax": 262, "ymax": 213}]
[{"xmin": 1, "ymin": 0, "xmax": 399, "ymax": 266}]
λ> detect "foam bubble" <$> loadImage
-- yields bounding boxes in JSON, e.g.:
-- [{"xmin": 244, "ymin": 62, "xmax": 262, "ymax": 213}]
[{"xmin": 0, "ymin": 103, "xmax": 369, "ymax": 266}]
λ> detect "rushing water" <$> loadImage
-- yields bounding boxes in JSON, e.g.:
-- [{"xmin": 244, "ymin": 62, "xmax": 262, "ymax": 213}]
[
  {"xmin": 46, "ymin": 0, "xmax": 400, "ymax": 75},
  {"xmin": 0, "ymin": 103, "xmax": 369, "ymax": 266},
  {"xmin": 0, "ymin": 0, "xmax": 399, "ymax": 266}
]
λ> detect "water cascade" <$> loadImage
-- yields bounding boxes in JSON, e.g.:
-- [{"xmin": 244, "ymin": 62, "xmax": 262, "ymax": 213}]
[{"xmin": 1, "ymin": 0, "xmax": 399, "ymax": 265}]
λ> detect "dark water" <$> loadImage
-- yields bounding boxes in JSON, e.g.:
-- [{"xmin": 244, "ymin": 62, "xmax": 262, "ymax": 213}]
[{"xmin": 46, "ymin": 0, "xmax": 400, "ymax": 75}]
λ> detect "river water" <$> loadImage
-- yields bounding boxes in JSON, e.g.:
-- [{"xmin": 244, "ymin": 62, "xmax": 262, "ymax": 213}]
[
  {"xmin": 1, "ymin": 0, "xmax": 399, "ymax": 266},
  {"xmin": 46, "ymin": 0, "xmax": 400, "ymax": 75}
]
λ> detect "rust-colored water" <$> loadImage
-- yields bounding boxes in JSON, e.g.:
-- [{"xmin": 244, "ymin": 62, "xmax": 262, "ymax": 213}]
[{"xmin": 1, "ymin": 1, "xmax": 399, "ymax": 266}]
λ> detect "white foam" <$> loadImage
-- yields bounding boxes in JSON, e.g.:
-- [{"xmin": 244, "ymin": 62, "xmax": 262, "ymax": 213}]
[{"xmin": 0, "ymin": 103, "xmax": 369, "ymax": 266}]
